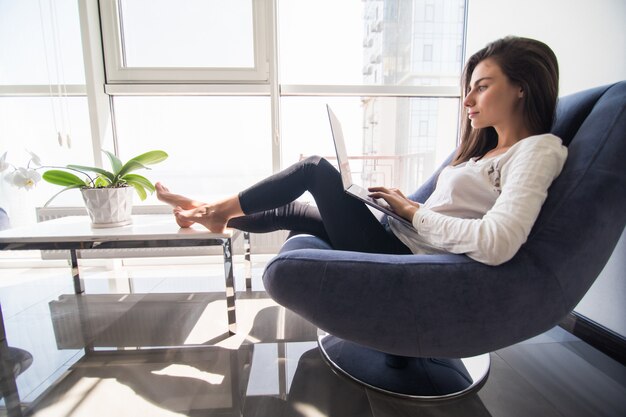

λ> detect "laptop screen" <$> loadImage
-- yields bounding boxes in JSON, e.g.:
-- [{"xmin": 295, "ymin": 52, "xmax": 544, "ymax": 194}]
[{"xmin": 326, "ymin": 105, "xmax": 353, "ymax": 191}]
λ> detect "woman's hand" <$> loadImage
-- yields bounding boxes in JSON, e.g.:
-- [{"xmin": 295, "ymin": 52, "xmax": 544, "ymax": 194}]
[{"xmin": 368, "ymin": 187, "xmax": 420, "ymax": 222}]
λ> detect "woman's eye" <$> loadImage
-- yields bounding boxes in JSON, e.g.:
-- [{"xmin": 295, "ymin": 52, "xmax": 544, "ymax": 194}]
[{"xmin": 477, "ymin": 85, "xmax": 487, "ymax": 92}]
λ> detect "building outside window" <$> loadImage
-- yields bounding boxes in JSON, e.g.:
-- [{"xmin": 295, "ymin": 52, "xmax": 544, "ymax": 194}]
[{"xmin": 361, "ymin": 0, "xmax": 465, "ymax": 191}]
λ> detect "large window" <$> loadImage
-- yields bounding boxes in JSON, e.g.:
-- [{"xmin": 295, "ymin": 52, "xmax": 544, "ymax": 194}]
[{"xmin": 1, "ymin": 0, "xmax": 467, "ymax": 227}]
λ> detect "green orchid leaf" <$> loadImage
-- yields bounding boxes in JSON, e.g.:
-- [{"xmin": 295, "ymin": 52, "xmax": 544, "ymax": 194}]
[
  {"xmin": 118, "ymin": 150, "xmax": 168, "ymax": 178},
  {"xmin": 94, "ymin": 176, "xmax": 111, "ymax": 187},
  {"xmin": 43, "ymin": 184, "xmax": 84, "ymax": 207},
  {"xmin": 124, "ymin": 173, "xmax": 155, "ymax": 193},
  {"xmin": 103, "ymin": 150, "xmax": 123, "ymax": 176},
  {"xmin": 117, "ymin": 160, "xmax": 148, "ymax": 178},
  {"xmin": 42, "ymin": 170, "xmax": 87, "ymax": 187},
  {"xmin": 67, "ymin": 164, "xmax": 115, "ymax": 183},
  {"xmin": 129, "ymin": 182, "xmax": 148, "ymax": 201},
  {"xmin": 132, "ymin": 150, "xmax": 168, "ymax": 166}
]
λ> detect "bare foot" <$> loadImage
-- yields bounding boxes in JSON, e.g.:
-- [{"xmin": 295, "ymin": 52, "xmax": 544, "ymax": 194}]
[
  {"xmin": 172, "ymin": 206, "xmax": 195, "ymax": 228},
  {"xmin": 156, "ymin": 182, "xmax": 204, "ymax": 210},
  {"xmin": 174, "ymin": 205, "xmax": 229, "ymax": 233}
]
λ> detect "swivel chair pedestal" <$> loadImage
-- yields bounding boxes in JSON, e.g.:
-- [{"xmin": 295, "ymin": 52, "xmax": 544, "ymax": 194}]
[{"xmin": 318, "ymin": 334, "xmax": 490, "ymax": 399}]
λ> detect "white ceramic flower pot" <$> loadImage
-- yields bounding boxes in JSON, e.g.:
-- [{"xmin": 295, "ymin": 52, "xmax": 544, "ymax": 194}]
[{"xmin": 81, "ymin": 187, "xmax": 134, "ymax": 228}]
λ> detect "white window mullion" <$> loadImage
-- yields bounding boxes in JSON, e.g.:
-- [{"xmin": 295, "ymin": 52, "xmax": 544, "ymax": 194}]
[
  {"xmin": 268, "ymin": 0, "xmax": 282, "ymax": 173},
  {"xmin": 279, "ymin": 84, "xmax": 461, "ymax": 98},
  {"xmin": 0, "ymin": 85, "xmax": 86, "ymax": 97},
  {"xmin": 104, "ymin": 84, "xmax": 271, "ymax": 96},
  {"xmin": 78, "ymin": 0, "xmax": 115, "ymax": 168}
]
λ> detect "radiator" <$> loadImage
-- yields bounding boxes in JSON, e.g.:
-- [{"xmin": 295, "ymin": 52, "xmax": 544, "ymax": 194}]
[{"xmin": 36, "ymin": 206, "xmax": 288, "ymax": 260}]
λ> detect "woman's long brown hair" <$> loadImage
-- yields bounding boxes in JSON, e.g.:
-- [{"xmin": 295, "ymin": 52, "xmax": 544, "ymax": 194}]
[{"xmin": 452, "ymin": 37, "xmax": 559, "ymax": 165}]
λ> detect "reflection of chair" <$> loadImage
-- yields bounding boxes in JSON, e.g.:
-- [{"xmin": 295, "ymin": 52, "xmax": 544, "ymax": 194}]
[
  {"xmin": 262, "ymin": 81, "xmax": 626, "ymax": 398},
  {"xmin": 247, "ymin": 305, "xmax": 318, "ymax": 343},
  {"xmin": 0, "ymin": 301, "xmax": 34, "ymax": 415},
  {"xmin": 0, "ymin": 347, "xmax": 33, "ymax": 396}
]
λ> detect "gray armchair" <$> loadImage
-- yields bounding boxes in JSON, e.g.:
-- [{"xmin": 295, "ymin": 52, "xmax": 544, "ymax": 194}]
[{"xmin": 262, "ymin": 81, "xmax": 626, "ymax": 398}]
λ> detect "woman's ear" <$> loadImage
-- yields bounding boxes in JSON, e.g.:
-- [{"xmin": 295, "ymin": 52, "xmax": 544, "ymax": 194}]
[{"xmin": 518, "ymin": 86, "xmax": 525, "ymax": 98}]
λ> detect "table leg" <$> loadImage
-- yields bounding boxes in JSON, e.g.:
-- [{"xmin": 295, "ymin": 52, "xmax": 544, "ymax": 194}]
[
  {"xmin": 244, "ymin": 232, "xmax": 252, "ymax": 290},
  {"xmin": 223, "ymin": 238, "xmax": 237, "ymax": 335},
  {"xmin": 68, "ymin": 251, "xmax": 94, "ymax": 352},
  {"xmin": 75, "ymin": 296, "xmax": 95, "ymax": 354},
  {"xmin": 70, "ymin": 249, "xmax": 84, "ymax": 294}
]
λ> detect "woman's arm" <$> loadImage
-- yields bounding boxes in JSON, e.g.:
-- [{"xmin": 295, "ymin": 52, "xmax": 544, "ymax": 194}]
[{"xmin": 413, "ymin": 136, "xmax": 567, "ymax": 265}]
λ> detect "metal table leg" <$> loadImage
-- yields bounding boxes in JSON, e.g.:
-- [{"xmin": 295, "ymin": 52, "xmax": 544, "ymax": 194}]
[
  {"xmin": 222, "ymin": 237, "xmax": 237, "ymax": 335},
  {"xmin": 244, "ymin": 232, "xmax": 252, "ymax": 290},
  {"xmin": 70, "ymin": 249, "xmax": 84, "ymax": 294}
]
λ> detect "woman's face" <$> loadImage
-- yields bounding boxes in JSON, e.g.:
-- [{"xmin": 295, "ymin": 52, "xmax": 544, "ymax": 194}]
[{"xmin": 463, "ymin": 58, "xmax": 524, "ymax": 131}]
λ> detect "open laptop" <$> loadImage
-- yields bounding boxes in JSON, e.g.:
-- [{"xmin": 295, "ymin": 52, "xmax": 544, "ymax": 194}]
[{"xmin": 326, "ymin": 105, "xmax": 413, "ymax": 227}]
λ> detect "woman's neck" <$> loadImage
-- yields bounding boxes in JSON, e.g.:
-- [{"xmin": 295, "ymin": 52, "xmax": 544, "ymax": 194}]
[
  {"xmin": 494, "ymin": 124, "xmax": 533, "ymax": 150},
  {"xmin": 481, "ymin": 124, "xmax": 533, "ymax": 159}
]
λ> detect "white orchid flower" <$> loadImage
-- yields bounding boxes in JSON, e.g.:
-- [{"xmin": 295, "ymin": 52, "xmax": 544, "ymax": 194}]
[
  {"xmin": 27, "ymin": 150, "xmax": 42, "ymax": 167},
  {"xmin": 0, "ymin": 151, "xmax": 9, "ymax": 172},
  {"xmin": 8, "ymin": 167, "xmax": 41, "ymax": 190}
]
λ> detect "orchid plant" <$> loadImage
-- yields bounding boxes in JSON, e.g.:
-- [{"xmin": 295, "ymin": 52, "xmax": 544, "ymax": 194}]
[
  {"xmin": 0, "ymin": 150, "xmax": 43, "ymax": 190},
  {"xmin": 1, "ymin": 148, "xmax": 168, "ymax": 206},
  {"xmin": 41, "ymin": 149, "xmax": 168, "ymax": 206}
]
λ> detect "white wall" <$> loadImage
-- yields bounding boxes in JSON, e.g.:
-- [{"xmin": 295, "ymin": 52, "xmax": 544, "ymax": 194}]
[{"xmin": 466, "ymin": 0, "xmax": 626, "ymax": 95}]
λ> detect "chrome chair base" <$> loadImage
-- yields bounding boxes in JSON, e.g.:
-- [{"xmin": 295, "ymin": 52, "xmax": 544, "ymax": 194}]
[{"xmin": 318, "ymin": 334, "xmax": 490, "ymax": 400}]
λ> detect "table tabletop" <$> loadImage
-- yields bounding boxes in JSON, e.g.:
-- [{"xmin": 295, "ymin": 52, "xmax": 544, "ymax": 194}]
[{"xmin": 0, "ymin": 215, "xmax": 234, "ymax": 245}]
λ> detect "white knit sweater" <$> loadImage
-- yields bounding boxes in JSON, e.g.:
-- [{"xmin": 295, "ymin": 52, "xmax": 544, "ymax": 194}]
[{"xmin": 388, "ymin": 134, "xmax": 568, "ymax": 265}]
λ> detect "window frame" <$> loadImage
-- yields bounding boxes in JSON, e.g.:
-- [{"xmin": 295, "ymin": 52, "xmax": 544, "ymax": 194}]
[
  {"xmin": 1, "ymin": 0, "xmax": 467, "ymax": 176},
  {"xmin": 99, "ymin": 0, "xmax": 271, "ymax": 84}
]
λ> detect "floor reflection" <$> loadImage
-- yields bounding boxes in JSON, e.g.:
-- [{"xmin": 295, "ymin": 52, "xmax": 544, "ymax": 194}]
[
  {"xmin": 244, "ymin": 343, "xmax": 374, "ymax": 417},
  {"xmin": 1, "ymin": 262, "xmax": 625, "ymax": 417},
  {"xmin": 31, "ymin": 346, "xmax": 251, "ymax": 417}
]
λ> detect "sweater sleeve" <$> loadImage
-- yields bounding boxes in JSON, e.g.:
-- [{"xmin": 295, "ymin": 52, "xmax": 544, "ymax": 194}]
[{"xmin": 412, "ymin": 136, "xmax": 567, "ymax": 266}]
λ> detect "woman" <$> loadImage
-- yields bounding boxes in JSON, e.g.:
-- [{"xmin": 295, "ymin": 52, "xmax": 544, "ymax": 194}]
[{"xmin": 157, "ymin": 36, "xmax": 567, "ymax": 266}]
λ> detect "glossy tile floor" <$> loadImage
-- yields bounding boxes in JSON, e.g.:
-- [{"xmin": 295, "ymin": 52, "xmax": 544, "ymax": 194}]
[{"xmin": 0, "ymin": 255, "xmax": 625, "ymax": 417}]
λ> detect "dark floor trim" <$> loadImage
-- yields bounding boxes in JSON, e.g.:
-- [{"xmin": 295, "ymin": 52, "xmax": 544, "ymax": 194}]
[{"xmin": 559, "ymin": 312, "xmax": 626, "ymax": 366}]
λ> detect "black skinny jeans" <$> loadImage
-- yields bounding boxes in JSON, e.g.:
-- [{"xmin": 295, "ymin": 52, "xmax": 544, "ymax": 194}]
[{"xmin": 227, "ymin": 156, "xmax": 411, "ymax": 254}]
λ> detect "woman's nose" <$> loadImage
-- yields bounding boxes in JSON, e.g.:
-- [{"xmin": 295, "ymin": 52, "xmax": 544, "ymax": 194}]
[{"xmin": 463, "ymin": 93, "xmax": 474, "ymax": 108}]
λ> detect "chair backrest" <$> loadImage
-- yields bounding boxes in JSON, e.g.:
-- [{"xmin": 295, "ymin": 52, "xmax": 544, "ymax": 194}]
[
  {"xmin": 411, "ymin": 81, "xmax": 626, "ymax": 314},
  {"xmin": 526, "ymin": 81, "xmax": 626, "ymax": 311}
]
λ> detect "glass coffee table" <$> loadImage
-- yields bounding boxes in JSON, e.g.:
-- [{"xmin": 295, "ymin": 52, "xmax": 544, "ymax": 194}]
[
  {"xmin": 0, "ymin": 215, "xmax": 248, "ymax": 336},
  {"xmin": 0, "ymin": 214, "xmax": 254, "ymax": 416}
]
